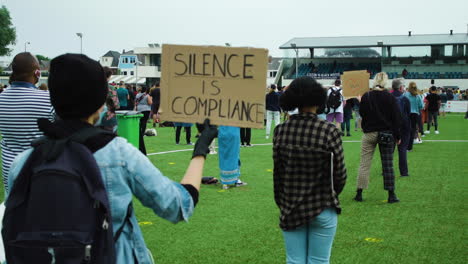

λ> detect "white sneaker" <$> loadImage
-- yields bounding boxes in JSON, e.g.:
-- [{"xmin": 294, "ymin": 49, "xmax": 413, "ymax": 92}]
[
  {"xmin": 235, "ymin": 180, "xmax": 248, "ymax": 187},
  {"xmin": 435, "ymin": 131, "xmax": 439, "ymax": 134},
  {"xmin": 421, "ymin": 134, "xmax": 425, "ymax": 137},
  {"xmin": 425, "ymin": 130, "xmax": 430, "ymax": 134},
  {"xmin": 222, "ymin": 184, "xmax": 230, "ymax": 190},
  {"xmin": 418, "ymin": 139, "xmax": 423, "ymax": 143},
  {"xmin": 413, "ymin": 139, "xmax": 420, "ymax": 144},
  {"xmin": 209, "ymin": 150, "xmax": 217, "ymax": 155}
]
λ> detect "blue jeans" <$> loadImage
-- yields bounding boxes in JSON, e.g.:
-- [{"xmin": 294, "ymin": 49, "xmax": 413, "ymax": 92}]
[{"xmin": 282, "ymin": 208, "xmax": 338, "ymax": 264}]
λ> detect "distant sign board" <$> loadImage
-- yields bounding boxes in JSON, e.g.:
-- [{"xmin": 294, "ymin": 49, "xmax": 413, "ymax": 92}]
[
  {"xmin": 308, "ymin": 73, "xmax": 340, "ymax": 79},
  {"xmin": 341, "ymin": 70, "xmax": 370, "ymax": 99},
  {"xmin": 160, "ymin": 44, "xmax": 268, "ymax": 128},
  {"xmin": 446, "ymin": 101, "xmax": 468, "ymax": 112}
]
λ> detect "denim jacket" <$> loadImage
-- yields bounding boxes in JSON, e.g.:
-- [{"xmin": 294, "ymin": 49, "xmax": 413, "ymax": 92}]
[{"xmin": 6, "ymin": 137, "xmax": 194, "ymax": 264}]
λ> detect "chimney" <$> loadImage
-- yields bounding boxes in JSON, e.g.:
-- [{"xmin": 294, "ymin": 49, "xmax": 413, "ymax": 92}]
[
  {"xmin": 408, "ymin": 31, "xmax": 411, "ymax": 36},
  {"xmin": 122, "ymin": 49, "xmax": 126, "ymax": 54},
  {"xmin": 450, "ymin": 30, "xmax": 453, "ymax": 35}
]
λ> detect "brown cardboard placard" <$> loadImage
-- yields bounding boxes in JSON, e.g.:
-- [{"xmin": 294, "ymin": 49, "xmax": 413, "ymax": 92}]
[
  {"xmin": 341, "ymin": 70, "xmax": 370, "ymax": 99},
  {"xmin": 160, "ymin": 44, "xmax": 268, "ymax": 128}
]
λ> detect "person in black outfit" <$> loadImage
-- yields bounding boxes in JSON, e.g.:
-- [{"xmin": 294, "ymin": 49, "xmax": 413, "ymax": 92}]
[
  {"xmin": 425, "ymin": 86, "xmax": 441, "ymax": 134},
  {"xmin": 391, "ymin": 78, "xmax": 411, "ymax": 177},
  {"xmin": 126, "ymin": 84, "xmax": 135, "ymax": 110},
  {"xmin": 341, "ymin": 98, "xmax": 355, "ymax": 136},
  {"xmin": 150, "ymin": 84, "xmax": 161, "ymax": 128},
  {"xmin": 355, "ymin": 72, "xmax": 402, "ymax": 203},
  {"xmin": 240, "ymin": 128, "xmax": 252, "ymax": 147}
]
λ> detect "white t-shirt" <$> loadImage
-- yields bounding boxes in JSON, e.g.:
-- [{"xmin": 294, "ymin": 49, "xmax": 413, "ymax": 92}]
[{"xmin": 327, "ymin": 86, "xmax": 344, "ymax": 114}]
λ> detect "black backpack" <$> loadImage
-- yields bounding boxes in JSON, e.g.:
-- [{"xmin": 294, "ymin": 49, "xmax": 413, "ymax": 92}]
[
  {"xmin": 326, "ymin": 88, "xmax": 343, "ymax": 113},
  {"xmin": 2, "ymin": 127, "xmax": 130, "ymax": 264}
]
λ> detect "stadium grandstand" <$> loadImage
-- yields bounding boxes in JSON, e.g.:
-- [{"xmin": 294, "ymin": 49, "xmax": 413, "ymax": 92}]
[{"xmin": 274, "ymin": 31, "xmax": 468, "ymax": 89}]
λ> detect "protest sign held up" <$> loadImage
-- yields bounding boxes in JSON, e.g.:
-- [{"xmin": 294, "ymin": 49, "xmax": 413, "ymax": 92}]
[
  {"xmin": 341, "ymin": 70, "xmax": 370, "ymax": 99},
  {"xmin": 160, "ymin": 44, "xmax": 268, "ymax": 128}
]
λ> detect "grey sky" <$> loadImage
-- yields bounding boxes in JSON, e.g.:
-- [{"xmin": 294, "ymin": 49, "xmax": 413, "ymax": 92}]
[{"xmin": 1, "ymin": 0, "xmax": 467, "ymax": 61}]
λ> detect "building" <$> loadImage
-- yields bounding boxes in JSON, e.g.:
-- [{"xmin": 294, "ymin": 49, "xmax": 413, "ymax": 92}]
[
  {"xmin": 278, "ymin": 31, "xmax": 468, "ymax": 88},
  {"xmin": 99, "ymin": 50, "xmax": 120, "ymax": 74},
  {"xmin": 133, "ymin": 44, "xmax": 162, "ymax": 87},
  {"xmin": 267, "ymin": 57, "xmax": 283, "ymax": 86}
]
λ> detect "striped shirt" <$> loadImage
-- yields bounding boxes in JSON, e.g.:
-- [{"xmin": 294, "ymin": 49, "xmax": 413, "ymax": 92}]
[{"xmin": 0, "ymin": 81, "xmax": 55, "ymax": 191}]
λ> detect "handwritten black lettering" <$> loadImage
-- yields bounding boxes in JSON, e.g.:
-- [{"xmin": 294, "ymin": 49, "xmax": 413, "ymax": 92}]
[
  {"xmin": 172, "ymin": 96, "xmax": 183, "ymax": 114},
  {"xmin": 170, "ymin": 96, "xmax": 264, "ymax": 124},
  {"xmin": 211, "ymin": 80, "xmax": 221, "ymax": 96},
  {"xmin": 227, "ymin": 54, "xmax": 239, "ymax": 78},
  {"xmin": 202, "ymin": 53, "xmax": 210, "ymax": 76},
  {"xmin": 183, "ymin": 96, "xmax": 198, "ymax": 115},
  {"xmin": 174, "ymin": 54, "xmax": 187, "ymax": 76},
  {"xmin": 243, "ymin": 54, "xmax": 254, "ymax": 79},
  {"xmin": 213, "ymin": 54, "xmax": 226, "ymax": 77},
  {"xmin": 197, "ymin": 97, "xmax": 207, "ymax": 115},
  {"xmin": 208, "ymin": 99, "xmax": 218, "ymax": 117}
]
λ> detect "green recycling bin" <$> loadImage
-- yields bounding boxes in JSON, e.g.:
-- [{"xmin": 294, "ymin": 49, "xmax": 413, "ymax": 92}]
[{"xmin": 116, "ymin": 110, "xmax": 143, "ymax": 148}]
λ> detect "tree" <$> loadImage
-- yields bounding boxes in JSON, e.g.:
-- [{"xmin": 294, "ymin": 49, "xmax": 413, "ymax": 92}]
[
  {"xmin": 0, "ymin": 6, "xmax": 16, "ymax": 56},
  {"xmin": 36, "ymin": 54, "xmax": 51, "ymax": 61},
  {"xmin": 324, "ymin": 48, "xmax": 380, "ymax": 58}
]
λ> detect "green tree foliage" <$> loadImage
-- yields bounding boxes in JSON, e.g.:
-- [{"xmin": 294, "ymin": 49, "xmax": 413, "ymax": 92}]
[
  {"xmin": 325, "ymin": 48, "xmax": 380, "ymax": 58},
  {"xmin": 36, "ymin": 54, "xmax": 50, "ymax": 61},
  {"xmin": 0, "ymin": 6, "xmax": 16, "ymax": 56}
]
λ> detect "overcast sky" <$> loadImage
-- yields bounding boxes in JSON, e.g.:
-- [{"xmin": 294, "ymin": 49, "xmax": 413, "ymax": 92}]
[{"xmin": 1, "ymin": 0, "xmax": 467, "ymax": 61}]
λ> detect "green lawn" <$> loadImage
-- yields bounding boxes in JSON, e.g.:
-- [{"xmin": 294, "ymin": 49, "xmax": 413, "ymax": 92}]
[{"xmin": 2, "ymin": 114, "xmax": 468, "ymax": 263}]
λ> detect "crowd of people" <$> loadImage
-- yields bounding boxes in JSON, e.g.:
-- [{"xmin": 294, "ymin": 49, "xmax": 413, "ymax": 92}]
[{"xmin": 0, "ymin": 52, "xmax": 466, "ymax": 264}]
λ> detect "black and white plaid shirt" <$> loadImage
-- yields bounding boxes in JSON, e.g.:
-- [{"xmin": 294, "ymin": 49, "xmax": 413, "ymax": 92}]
[{"xmin": 273, "ymin": 112, "xmax": 347, "ymax": 231}]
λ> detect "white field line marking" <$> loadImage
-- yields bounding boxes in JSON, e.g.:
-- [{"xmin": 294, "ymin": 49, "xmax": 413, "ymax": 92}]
[{"xmin": 147, "ymin": 140, "xmax": 468, "ymax": 156}]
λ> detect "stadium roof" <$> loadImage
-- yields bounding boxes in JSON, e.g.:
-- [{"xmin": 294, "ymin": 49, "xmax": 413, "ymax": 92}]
[{"xmin": 280, "ymin": 33, "xmax": 468, "ymax": 49}]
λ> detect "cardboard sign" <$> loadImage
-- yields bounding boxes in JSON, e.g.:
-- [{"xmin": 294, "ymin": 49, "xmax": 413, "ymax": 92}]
[
  {"xmin": 341, "ymin": 70, "xmax": 370, "ymax": 99},
  {"xmin": 160, "ymin": 44, "xmax": 268, "ymax": 128}
]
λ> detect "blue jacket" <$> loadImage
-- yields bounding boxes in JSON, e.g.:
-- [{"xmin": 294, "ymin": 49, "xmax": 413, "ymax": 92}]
[
  {"xmin": 404, "ymin": 92, "xmax": 424, "ymax": 114},
  {"xmin": 6, "ymin": 137, "xmax": 194, "ymax": 264}
]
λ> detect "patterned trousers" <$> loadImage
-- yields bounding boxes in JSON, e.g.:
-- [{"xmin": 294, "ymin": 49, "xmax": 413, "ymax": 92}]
[{"xmin": 357, "ymin": 132, "xmax": 396, "ymax": 191}]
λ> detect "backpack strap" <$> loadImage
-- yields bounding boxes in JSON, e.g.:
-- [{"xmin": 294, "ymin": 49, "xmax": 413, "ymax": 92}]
[{"xmin": 114, "ymin": 203, "xmax": 133, "ymax": 242}]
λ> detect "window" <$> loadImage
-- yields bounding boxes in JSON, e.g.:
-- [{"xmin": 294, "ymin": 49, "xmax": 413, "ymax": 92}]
[
  {"xmin": 130, "ymin": 57, "xmax": 136, "ymax": 63},
  {"xmin": 122, "ymin": 58, "xmax": 128, "ymax": 63},
  {"xmin": 123, "ymin": 71, "xmax": 127, "ymax": 75},
  {"xmin": 130, "ymin": 71, "xmax": 134, "ymax": 76}
]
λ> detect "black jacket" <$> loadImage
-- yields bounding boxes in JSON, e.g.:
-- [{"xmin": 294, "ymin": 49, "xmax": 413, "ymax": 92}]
[{"xmin": 359, "ymin": 89, "xmax": 402, "ymax": 140}]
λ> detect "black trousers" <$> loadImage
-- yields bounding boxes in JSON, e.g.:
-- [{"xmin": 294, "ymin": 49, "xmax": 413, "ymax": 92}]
[
  {"xmin": 176, "ymin": 126, "xmax": 191, "ymax": 144},
  {"xmin": 427, "ymin": 111, "xmax": 438, "ymax": 131},
  {"xmin": 397, "ymin": 124, "xmax": 411, "ymax": 176},
  {"xmin": 408, "ymin": 113, "xmax": 419, "ymax": 151},
  {"xmin": 240, "ymin": 128, "xmax": 251, "ymax": 144},
  {"xmin": 139, "ymin": 111, "xmax": 150, "ymax": 155},
  {"xmin": 418, "ymin": 113, "xmax": 424, "ymax": 135}
]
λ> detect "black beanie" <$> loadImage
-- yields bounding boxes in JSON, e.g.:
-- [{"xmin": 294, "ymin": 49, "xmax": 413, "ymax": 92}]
[{"xmin": 48, "ymin": 54, "xmax": 108, "ymax": 119}]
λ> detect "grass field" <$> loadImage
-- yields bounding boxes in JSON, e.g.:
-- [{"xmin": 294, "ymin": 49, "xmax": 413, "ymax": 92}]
[{"xmin": 1, "ymin": 114, "xmax": 467, "ymax": 263}]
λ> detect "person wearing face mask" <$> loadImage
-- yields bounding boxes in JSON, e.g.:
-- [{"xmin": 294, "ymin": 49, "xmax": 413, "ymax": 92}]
[{"xmin": 0, "ymin": 52, "xmax": 55, "ymax": 192}]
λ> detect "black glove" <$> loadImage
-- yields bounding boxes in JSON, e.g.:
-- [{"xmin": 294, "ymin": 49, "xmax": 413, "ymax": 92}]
[{"xmin": 192, "ymin": 119, "xmax": 218, "ymax": 159}]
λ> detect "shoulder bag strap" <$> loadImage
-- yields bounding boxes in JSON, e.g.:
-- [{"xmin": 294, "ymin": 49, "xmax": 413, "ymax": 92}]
[{"xmin": 114, "ymin": 203, "xmax": 133, "ymax": 242}]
